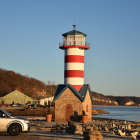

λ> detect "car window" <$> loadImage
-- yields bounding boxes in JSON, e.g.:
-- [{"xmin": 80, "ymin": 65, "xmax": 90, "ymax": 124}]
[{"xmin": 0, "ymin": 110, "xmax": 5, "ymax": 118}]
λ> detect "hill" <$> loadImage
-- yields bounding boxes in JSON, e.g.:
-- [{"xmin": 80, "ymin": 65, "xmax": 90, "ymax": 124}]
[
  {"xmin": 0, "ymin": 68, "xmax": 140, "ymax": 106},
  {"xmin": 0, "ymin": 68, "xmax": 57, "ymax": 99},
  {"xmin": 92, "ymin": 92, "xmax": 140, "ymax": 106}
]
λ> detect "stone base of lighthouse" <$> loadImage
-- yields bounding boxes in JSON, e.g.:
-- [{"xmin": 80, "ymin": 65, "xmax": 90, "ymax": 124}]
[{"xmin": 54, "ymin": 84, "xmax": 93, "ymax": 122}]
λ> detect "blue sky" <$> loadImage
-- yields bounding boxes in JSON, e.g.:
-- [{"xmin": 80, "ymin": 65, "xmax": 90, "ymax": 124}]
[{"xmin": 0, "ymin": 0, "xmax": 140, "ymax": 96}]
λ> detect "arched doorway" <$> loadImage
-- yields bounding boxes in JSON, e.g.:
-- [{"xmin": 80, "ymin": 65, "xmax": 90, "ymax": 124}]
[{"xmin": 65, "ymin": 104, "xmax": 73, "ymax": 121}]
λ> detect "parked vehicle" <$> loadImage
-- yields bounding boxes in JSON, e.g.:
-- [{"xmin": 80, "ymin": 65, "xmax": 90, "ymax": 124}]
[
  {"xmin": 10, "ymin": 103, "xmax": 22, "ymax": 107},
  {"xmin": 0, "ymin": 108, "xmax": 30, "ymax": 136},
  {"xmin": 27, "ymin": 104, "xmax": 37, "ymax": 108}
]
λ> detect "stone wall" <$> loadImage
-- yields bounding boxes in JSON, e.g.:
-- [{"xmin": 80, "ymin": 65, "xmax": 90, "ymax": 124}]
[
  {"xmin": 82, "ymin": 91, "xmax": 92, "ymax": 122},
  {"xmin": 55, "ymin": 88, "xmax": 83, "ymax": 122}
]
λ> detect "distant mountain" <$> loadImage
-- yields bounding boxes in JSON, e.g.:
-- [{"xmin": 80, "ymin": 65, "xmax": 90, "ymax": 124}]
[
  {"xmin": 92, "ymin": 91, "xmax": 140, "ymax": 106},
  {"xmin": 107, "ymin": 96, "xmax": 140, "ymax": 106},
  {"xmin": 0, "ymin": 68, "xmax": 140, "ymax": 106},
  {"xmin": 91, "ymin": 91, "xmax": 118, "ymax": 106}
]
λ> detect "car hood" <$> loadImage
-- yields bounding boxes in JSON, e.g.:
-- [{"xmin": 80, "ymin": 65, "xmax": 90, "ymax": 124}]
[{"xmin": 12, "ymin": 116, "xmax": 28, "ymax": 120}]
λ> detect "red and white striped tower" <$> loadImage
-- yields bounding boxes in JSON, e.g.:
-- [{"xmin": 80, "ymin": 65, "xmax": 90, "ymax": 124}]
[{"xmin": 59, "ymin": 25, "xmax": 90, "ymax": 91}]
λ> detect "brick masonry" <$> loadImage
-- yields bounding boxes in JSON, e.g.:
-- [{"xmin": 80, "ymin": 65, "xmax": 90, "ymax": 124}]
[{"xmin": 55, "ymin": 87, "xmax": 92, "ymax": 122}]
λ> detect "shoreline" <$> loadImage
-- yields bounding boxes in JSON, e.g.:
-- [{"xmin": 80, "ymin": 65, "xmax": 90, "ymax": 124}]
[
  {"xmin": 92, "ymin": 106, "xmax": 140, "ymax": 122},
  {"xmin": 92, "ymin": 116, "xmax": 140, "ymax": 124},
  {"xmin": 92, "ymin": 115, "xmax": 140, "ymax": 123},
  {"xmin": 92, "ymin": 108, "xmax": 109, "ymax": 115}
]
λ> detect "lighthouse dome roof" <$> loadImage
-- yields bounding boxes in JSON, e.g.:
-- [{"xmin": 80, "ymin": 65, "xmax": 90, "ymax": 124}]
[{"xmin": 62, "ymin": 30, "xmax": 87, "ymax": 37}]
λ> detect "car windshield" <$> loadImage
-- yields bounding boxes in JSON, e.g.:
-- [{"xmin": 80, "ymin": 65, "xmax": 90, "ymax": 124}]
[{"xmin": 1, "ymin": 109, "xmax": 11, "ymax": 117}]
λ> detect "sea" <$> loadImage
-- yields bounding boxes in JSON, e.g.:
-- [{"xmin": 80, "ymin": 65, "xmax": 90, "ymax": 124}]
[{"xmin": 92, "ymin": 106, "xmax": 140, "ymax": 122}]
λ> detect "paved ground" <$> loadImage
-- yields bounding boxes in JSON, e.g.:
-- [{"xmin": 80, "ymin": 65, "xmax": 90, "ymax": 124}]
[
  {"xmin": 0, "ymin": 130, "xmax": 82, "ymax": 140},
  {"xmin": 0, "ymin": 128, "xmax": 133, "ymax": 140}
]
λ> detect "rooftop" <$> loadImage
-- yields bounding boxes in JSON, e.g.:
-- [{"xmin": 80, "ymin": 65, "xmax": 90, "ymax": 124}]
[{"xmin": 62, "ymin": 30, "xmax": 87, "ymax": 37}]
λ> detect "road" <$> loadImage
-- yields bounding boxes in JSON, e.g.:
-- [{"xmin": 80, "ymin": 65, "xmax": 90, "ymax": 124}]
[
  {"xmin": 0, "ymin": 128, "xmax": 131, "ymax": 140},
  {"xmin": 0, "ymin": 128, "xmax": 83, "ymax": 140}
]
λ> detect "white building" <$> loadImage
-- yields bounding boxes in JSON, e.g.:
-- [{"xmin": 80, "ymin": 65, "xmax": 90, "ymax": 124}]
[{"xmin": 40, "ymin": 96, "xmax": 54, "ymax": 105}]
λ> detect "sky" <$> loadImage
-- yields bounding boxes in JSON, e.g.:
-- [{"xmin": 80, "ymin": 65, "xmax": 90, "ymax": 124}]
[{"xmin": 0, "ymin": 0, "xmax": 140, "ymax": 97}]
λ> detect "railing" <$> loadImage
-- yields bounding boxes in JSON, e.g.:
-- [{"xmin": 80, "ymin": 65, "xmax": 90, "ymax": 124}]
[{"xmin": 59, "ymin": 41, "xmax": 90, "ymax": 47}]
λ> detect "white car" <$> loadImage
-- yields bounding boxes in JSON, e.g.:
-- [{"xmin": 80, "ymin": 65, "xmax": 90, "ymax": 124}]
[{"xmin": 0, "ymin": 108, "xmax": 30, "ymax": 136}]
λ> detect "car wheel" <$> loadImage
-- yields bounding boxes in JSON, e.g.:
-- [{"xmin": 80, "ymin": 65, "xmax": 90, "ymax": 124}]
[{"xmin": 8, "ymin": 124, "xmax": 21, "ymax": 136}]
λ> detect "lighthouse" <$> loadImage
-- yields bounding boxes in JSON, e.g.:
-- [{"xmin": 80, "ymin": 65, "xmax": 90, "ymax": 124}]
[
  {"xmin": 59, "ymin": 25, "xmax": 90, "ymax": 91},
  {"xmin": 54, "ymin": 26, "xmax": 93, "ymax": 122}
]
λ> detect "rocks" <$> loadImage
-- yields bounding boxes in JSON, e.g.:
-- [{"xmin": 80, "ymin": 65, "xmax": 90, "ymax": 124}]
[
  {"xmin": 29, "ymin": 118, "xmax": 140, "ymax": 140},
  {"xmin": 130, "ymin": 131, "xmax": 140, "ymax": 139},
  {"xmin": 73, "ymin": 123, "xmax": 83, "ymax": 135},
  {"xmin": 29, "ymin": 120, "xmax": 56, "ymax": 128},
  {"xmin": 83, "ymin": 125, "xmax": 103, "ymax": 140},
  {"xmin": 66, "ymin": 121, "xmax": 83, "ymax": 135},
  {"xmin": 51, "ymin": 124, "xmax": 68, "ymax": 133},
  {"xmin": 84, "ymin": 125, "xmax": 94, "ymax": 131},
  {"xmin": 118, "ymin": 129, "xmax": 126, "ymax": 136},
  {"xmin": 30, "ymin": 121, "xmax": 47, "ymax": 127},
  {"xmin": 83, "ymin": 131, "xmax": 103, "ymax": 140},
  {"xmin": 92, "ymin": 109, "xmax": 109, "ymax": 115}
]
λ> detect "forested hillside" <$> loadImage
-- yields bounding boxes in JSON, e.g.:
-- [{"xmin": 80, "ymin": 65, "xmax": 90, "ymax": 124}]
[
  {"xmin": 0, "ymin": 68, "xmax": 140, "ymax": 106},
  {"xmin": 0, "ymin": 68, "xmax": 57, "ymax": 98}
]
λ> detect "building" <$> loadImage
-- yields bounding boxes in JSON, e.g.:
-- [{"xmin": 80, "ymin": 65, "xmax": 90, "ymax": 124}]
[
  {"xmin": 40, "ymin": 96, "xmax": 54, "ymax": 106},
  {"xmin": 54, "ymin": 84, "xmax": 93, "ymax": 122},
  {"xmin": 0, "ymin": 90, "xmax": 33, "ymax": 105},
  {"xmin": 54, "ymin": 26, "xmax": 93, "ymax": 122}
]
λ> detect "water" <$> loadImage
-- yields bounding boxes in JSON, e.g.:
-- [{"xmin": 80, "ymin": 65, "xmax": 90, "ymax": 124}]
[{"xmin": 92, "ymin": 106, "xmax": 140, "ymax": 122}]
